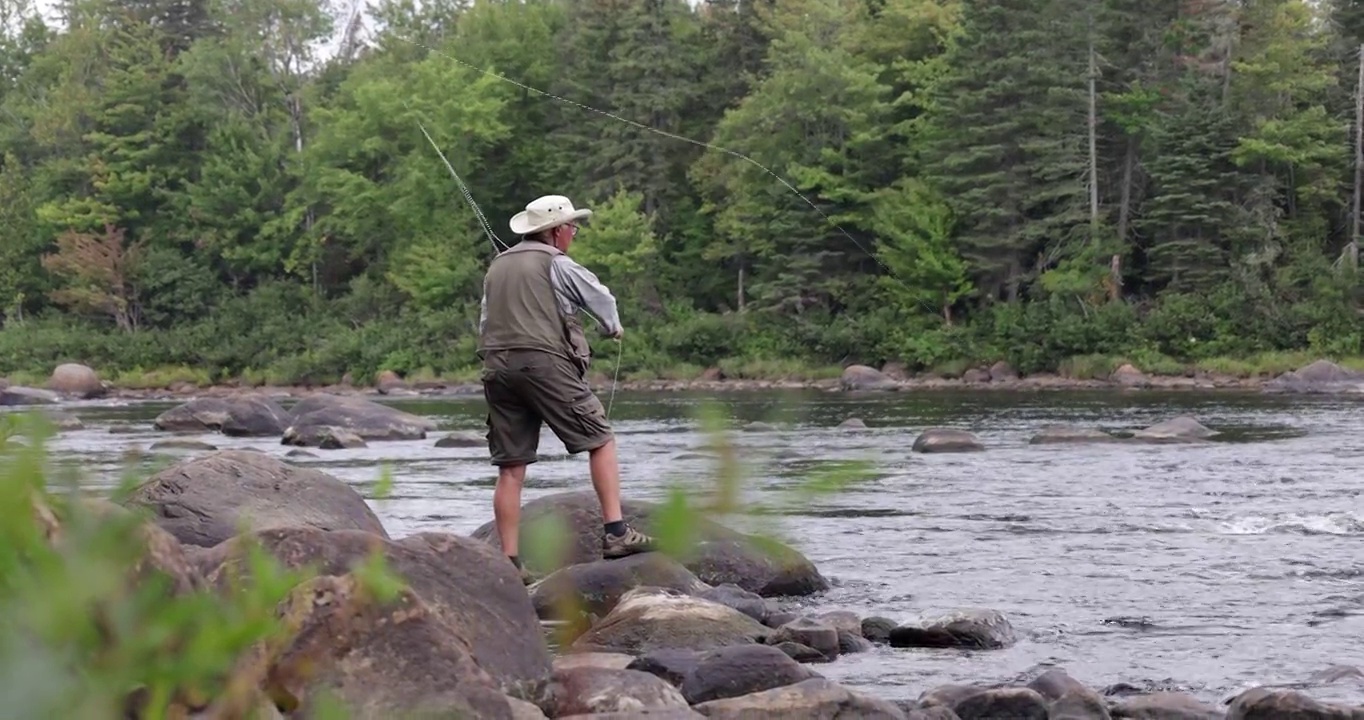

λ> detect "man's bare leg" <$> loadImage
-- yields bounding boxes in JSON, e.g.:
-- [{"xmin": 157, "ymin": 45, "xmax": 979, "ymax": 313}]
[
  {"xmin": 589, "ymin": 436, "xmax": 657, "ymax": 558},
  {"xmin": 494, "ymin": 463, "xmax": 527, "ymax": 562},
  {"xmin": 589, "ymin": 437, "xmax": 623, "ymax": 523}
]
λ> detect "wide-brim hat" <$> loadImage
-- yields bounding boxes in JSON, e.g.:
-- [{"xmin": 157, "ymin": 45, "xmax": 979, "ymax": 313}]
[{"xmin": 509, "ymin": 194, "xmax": 593, "ymax": 236}]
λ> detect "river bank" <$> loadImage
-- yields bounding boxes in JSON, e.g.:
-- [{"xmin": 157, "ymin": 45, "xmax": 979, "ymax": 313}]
[{"xmin": 6, "ymin": 357, "xmax": 1360, "ymax": 405}]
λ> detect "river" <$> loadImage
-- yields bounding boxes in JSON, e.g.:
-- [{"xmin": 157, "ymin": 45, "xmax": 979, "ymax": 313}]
[{"xmin": 29, "ymin": 387, "xmax": 1364, "ymax": 707}]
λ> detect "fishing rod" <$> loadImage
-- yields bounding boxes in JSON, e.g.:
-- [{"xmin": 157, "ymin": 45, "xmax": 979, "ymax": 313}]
[{"xmin": 400, "ymin": 99, "xmax": 624, "ymax": 416}]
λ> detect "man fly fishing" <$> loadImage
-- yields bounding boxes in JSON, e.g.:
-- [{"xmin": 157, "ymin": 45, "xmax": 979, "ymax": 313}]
[{"xmin": 478, "ymin": 194, "xmax": 657, "ymax": 583}]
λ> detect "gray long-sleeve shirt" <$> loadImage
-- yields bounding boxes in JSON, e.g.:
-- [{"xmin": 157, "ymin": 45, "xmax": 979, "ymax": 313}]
[{"xmin": 479, "ymin": 254, "xmax": 622, "ymax": 336}]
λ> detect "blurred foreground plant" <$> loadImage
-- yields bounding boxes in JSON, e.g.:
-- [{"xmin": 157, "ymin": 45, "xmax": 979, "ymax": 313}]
[{"xmin": 0, "ymin": 411, "xmax": 404, "ymax": 720}]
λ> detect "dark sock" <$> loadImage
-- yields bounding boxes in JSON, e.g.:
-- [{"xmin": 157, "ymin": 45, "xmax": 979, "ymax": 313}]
[
  {"xmin": 604, "ymin": 520, "xmax": 626, "ymax": 537},
  {"xmin": 508, "ymin": 555, "xmax": 522, "ymax": 569}
]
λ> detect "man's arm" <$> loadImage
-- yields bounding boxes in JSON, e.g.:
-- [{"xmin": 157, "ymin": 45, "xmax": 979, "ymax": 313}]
[{"xmin": 551, "ymin": 254, "xmax": 622, "ymax": 336}]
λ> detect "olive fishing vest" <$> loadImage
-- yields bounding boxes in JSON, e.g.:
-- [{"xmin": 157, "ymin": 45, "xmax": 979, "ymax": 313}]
[{"xmin": 477, "ymin": 240, "xmax": 591, "ymax": 370}]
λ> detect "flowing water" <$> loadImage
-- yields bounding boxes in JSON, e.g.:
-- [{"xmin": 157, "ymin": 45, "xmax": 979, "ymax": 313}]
[{"xmin": 27, "ymin": 388, "xmax": 1364, "ymax": 706}]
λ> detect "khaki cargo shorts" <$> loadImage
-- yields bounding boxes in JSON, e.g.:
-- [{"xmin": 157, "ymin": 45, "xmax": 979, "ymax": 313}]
[{"xmin": 480, "ymin": 349, "xmax": 614, "ymax": 466}]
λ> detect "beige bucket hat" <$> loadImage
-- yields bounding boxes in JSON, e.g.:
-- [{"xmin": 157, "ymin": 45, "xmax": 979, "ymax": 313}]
[{"xmin": 509, "ymin": 194, "xmax": 593, "ymax": 236}]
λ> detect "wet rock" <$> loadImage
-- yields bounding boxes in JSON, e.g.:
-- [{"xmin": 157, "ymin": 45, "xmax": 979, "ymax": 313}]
[
  {"xmin": 953, "ymin": 688, "xmax": 1049, "ymax": 719},
  {"xmin": 281, "ymin": 424, "xmax": 367, "ymax": 449},
  {"xmin": 122, "ymin": 449, "xmax": 388, "ymax": 548},
  {"xmin": 679, "ymin": 644, "xmax": 818, "ymax": 705},
  {"xmin": 531, "ymin": 552, "xmax": 708, "ymax": 621},
  {"xmin": 436, "ymin": 431, "xmax": 485, "ymax": 448},
  {"xmin": 840, "ymin": 364, "xmax": 899, "ymax": 391},
  {"xmin": 267, "ymin": 574, "xmax": 515, "ymax": 720},
  {"xmin": 200, "ymin": 526, "xmax": 550, "ymax": 690},
  {"xmin": 1110, "ymin": 692, "xmax": 1224, "ymax": 719},
  {"xmin": 838, "ymin": 417, "xmax": 868, "ymax": 429},
  {"xmin": 1264, "ymin": 360, "xmax": 1364, "ymax": 394},
  {"xmin": 286, "ymin": 392, "xmax": 438, "ymax": 441},
  {"xmin": 911, "ymin": 428, "xmax": 984, "ymax": 453},
  {"xmin": 285, "ymin": 448, "xmax": 317, "ymax": 458},
  {"xmin": 888, "ymin": 609, "xmax": 1016, "ymax": 650},
  {"xmin": 838, "ymin": 630, "xmax": 874, "ymax": 654},
  {"xmin": 153, "ymin": 394, "xmax": 291, "ymax": 436},
  {"xmin": 543, "ymin": 666, "xmax": 688, "ymax": 717},
  {"xmin": 0, "ymin": 386, "xmax": 59, "ymax": 405},
  {"xmin": 698, "ymin": 583, "xmax": 776, "ymax": 625},
  {"xmin": 990, "ymin": 361, "xmax": 1018, "ymax": 382},
  {"xmin": 571, "ymin": 587, "xmax": 769, "ymax": 655},
  {"xmin": 148, "ymin": 439, "xmax": 219, "ymax": 452},
  {"xmin": 691, "ymin": 677, "xmax": 906, "ymax": 719},
  {"xmin": 627, "ymin": 649, "xmax": 703, "ymax": 686},
  {"xmin": 554, "ymin": 652, "xmax": 636, "ymax": 672},
  {"xmin": 471, "ymin": 490, "xmax": 828, "ymax": 597},
  {"xmin": 1225, "ymin": 687, "xmax": 1361, "ymax": 720},
  {"xmin": 1029, "ymin": 425, "xmax": 1118, "ymax": 445},
  {"xmin": 862, "ymin": 616, "xmax": 898, "ymax": 643},
  {"xmin": 1110, "ymin": 364, "xmax": 1148, "ymax": 388},
  {"xmin": 1130, "ymin": 416, "xmax": 1217, "ymax": 443},
  {"xmin": 48, "ymin": 363, "xmax": 105, "ymax": 398},
  {"xmin": 764, "ymin": 610, "xmax": 799, "ymax": 629},
  {"xmin": 768, "ymin": 617, "xmax": 839, "ymax": 660}
]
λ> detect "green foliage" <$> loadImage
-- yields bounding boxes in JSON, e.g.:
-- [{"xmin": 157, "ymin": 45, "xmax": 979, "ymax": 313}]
[
  {"xmin": 0, "ymin": 0, "xmax": 1360, "ymax": 382},
  {"xmin": 0, "ymin": 412, "xmax": 406, "ymax": 718}
]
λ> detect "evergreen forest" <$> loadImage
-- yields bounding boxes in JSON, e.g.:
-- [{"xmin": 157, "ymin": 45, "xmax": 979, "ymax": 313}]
[{"xmin": 2, "ymin": 0, "xmax": 1363, "ymax": 386}]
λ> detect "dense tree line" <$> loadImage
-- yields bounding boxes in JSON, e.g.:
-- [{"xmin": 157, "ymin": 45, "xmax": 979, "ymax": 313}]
[{"xmin": 0, "ymin": 0, "xmax": 1361, "ymax": 386}]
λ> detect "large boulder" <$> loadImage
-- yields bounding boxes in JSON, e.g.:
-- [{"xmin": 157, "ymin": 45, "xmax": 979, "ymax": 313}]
[
  {"xmin": 153, "ymin": 394, "xmax": 291, "ymax": 436},
  {"xmin": 0, "ymin": 386, "xmax": 59, "ymax": 406},
  {"xmin": 121, "ymin": 449, "xmax": 389, "ymax": 548},
  {"xmin": 267, "ymin": 573, "xmax": 516, "ymax": 720},
  {"xmin": 677, "ymin": 644, "xmax": 819, "ymax": 705},
  {"xmin": 47, "ymin": 363, "xmax": 105, "ymax": 398},
  {"xmin": 691, "ymin": 678, "xmax": 906, "ymax": 719},
  {"xmin": 471, "ymin": 491, "xmax": 828, "ymax": 597},
  {"xmin": 46, "ymin": 498, "xmax": 204, "ymax": 597},
  {"xmin": 286, "ymin": 393, "xmax": 437, "ymax": 441},
  {"xmin": 839, "ymin": 365, "xmax": 899, "ymax": 392},
  {"xmin": 198, "ymin": 526, "xmax": 551, "ymax": 691},
  {"xmin": 572, "ymin": 587, "xmax": 770, "ymax": 655},
  {"xmin": 1225, "ymin": 687, "xmax": 1363, "ymax": 720},
  {"xmin": 1264, "ymin": 359, "xmax": 1364, "ymax": 394}
]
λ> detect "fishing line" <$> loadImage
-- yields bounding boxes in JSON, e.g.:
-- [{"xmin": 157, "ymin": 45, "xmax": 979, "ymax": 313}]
[{"xmin": 391, "ymin": 35, "xmax": 897, "ymax": 278}]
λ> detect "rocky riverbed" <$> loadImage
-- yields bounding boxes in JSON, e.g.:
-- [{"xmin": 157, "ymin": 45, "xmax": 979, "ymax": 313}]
[{"xmin": 5, "ymin": 370, "xmax": 1364, "ymax": 718}]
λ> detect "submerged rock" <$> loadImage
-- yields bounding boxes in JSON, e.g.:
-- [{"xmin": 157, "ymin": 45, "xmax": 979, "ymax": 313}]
[
  {"xmin": 121, "ymin": 449, "xmax": 389, "ymax": 548},
  {"xmin": 1129, "ymin": 416, "xmax": 1217, "ymax": 443},
  {"xmin": 286, "ymin": 393, "xmax": 437, "ymax": 441},
  {"xmin": 889, "ymin": 609, "xmax": 1016, "ymax": 650},
  {"xmin": 911, "ymin": 428, "xmax": 984, "ymax": 453},
  {"xmin": 1029, "ymin": 425, "xmax": 1118, "ymax": 445}
]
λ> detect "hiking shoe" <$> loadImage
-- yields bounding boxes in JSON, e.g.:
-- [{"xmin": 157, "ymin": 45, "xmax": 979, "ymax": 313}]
[{"xmin": 602, "ymin": 525, "xmax": 657, "ymax": 558}]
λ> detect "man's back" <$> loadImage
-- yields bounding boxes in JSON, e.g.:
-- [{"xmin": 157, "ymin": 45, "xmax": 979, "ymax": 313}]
[{"xmin": 478, "ymin": 241, "xmax": 566, "ymax": 359}]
